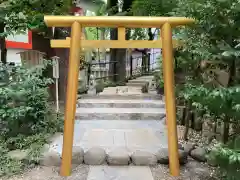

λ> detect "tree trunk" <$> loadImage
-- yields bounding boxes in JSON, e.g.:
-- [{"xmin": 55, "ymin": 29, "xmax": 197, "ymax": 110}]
[
  {"xmin": 184, "ymin": 101, "xmax": 192, "ymax": 140},
  {"xmin": 100, "ymin": 29, "xmax": 106, "ymax": 60},
  {"xmin": 109, "ymin": 28, "xmax": 118, "ymax": 81},
  {"xmin": 108, "ymin": 0, "xmax": 133, "ymax": 83},
  {"xmin": 222, "ymin": 117, "xmax": 230, "ymax": 143},
  {"xmin": 0, "ymin": 23, "xmax": 7, "ymax": 64},
  {"xmin": 190, "ymin": 112, "xmax": 195, "ymax": 129},
  {"xmin": 108, "ymin": 0, "xmax": 119, "ymax": 82},
  {"xmin": 180, "ymin": 107, "xmax": 186, "ymax": 125},
  {"xmin": 148, "ymin": 28, "xmax": 154, "ymax": 40}
]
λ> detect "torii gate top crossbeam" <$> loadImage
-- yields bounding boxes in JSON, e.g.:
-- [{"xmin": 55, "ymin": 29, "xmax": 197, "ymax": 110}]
[{"xmin": 44, "ymin": 16, "xmax": 194, "ymax": 28}]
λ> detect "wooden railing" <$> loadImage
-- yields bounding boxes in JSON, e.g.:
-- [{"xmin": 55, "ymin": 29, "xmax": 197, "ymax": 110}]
[{"xmin": 44, "ymin": 15, "xmax": 194, "ymax": 177}]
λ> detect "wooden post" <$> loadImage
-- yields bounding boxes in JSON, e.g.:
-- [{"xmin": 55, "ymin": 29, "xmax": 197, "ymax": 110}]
[
  {"xmin": 60, "ymin": 21, "xmax": 82, "ymax": 176},
  {"xmin": 161, "ymin": 23, "xmax": 180, "ymax": 176},
  {"xmin": 130, "ymin": 55, "xmax": 133, "ymax": 77}
]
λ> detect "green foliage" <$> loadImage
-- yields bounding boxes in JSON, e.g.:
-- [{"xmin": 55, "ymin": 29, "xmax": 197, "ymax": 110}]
[
  {"xmin": 132, "ymin": 0, "xmax": 177, "ymax": 16},
  {"xmin": 173, "ymin": 0, "xmax": 240, "ymax": 61},
  {"xmin": 181, "ymin": 84, "xmax": 240, "ymax": 179},
  {"xmin": 0, "ymin": 62, "xmax": 63, "ymax": 176},
  {"xmin": 0, "ymin": 144, "xmax": 23, "ymax": 176},
  {"xmin": 208, "ymin": 142, "xmax": 240, "ymax": 180},
  {"xmin": 95, "ymin": 79, "xmax": 105, "ymax": 93},
  {"xmin": 0, "ymin": 62, "xmax": 53, "ymax": 139},
  {"xmin": 182, "ymin": 84, "xmax": 240, "ymax": 121},
  {"xmin": 0, "ymin": 0, "xmax": 71, "ymax": 37},
  {"xmin": 154, "ymin": 56, "xmax": 164, "ymax": 93}
]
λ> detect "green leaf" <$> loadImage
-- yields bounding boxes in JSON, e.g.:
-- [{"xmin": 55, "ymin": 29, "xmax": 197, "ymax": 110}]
[{"xmin": 229, "ymin": 154, "xmax": 238, "ymax": 164}]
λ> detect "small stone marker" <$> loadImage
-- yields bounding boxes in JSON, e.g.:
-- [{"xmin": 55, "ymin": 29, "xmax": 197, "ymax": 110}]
[{"xmin": 88, "ymin": 74, "xmax": 96, "ymax": 95}]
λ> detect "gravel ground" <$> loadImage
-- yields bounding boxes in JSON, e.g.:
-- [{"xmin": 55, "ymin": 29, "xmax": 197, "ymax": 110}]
[
  {"xmin": 2, "ymin": 161, "xmax": 217, "ymax": 180},
  {"xmin": 1, "ymin": 165, "xmax": 89, "ymax": 180},
  {"xmin": 151, "ymin": 159, "xmax": 217, "ymax": 180}
]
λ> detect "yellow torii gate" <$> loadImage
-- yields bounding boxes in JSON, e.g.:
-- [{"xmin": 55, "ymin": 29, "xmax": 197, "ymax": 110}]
[{"xmin": 44, "ymin": 16, "xmax": 194, "ymax": 177}]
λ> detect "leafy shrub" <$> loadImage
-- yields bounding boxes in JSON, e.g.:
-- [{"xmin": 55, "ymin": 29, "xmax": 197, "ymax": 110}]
[
  {"xmin": 208, "ymin": 142, "xmax": 240, "ymax": 180},
  {"xmin": 96, "ymin": 79, "xmax": 105, "ymax": 93},
  {"xmin": 0, "ymin": 62, "xmax": 54, "ymax": 139},
  {"xmin": 0, "ymin": 61, "xmax": 63, "ymax": 176},
  {"xmin": 181, "ymin": 84, "xmax": 240, "ymax": 179}
]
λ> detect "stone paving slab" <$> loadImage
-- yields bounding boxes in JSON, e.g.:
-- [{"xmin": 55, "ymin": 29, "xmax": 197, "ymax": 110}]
[
  {"xmin": 49, "ymin": 120, "xmax": 168, "ymax": 154},
  {"xmin": 87, "ymin": 166, "xmax": 154, "ymax": 180},
  {"xmin": 79, "ymin": 129, "xmax": 167, "ymax": 153}
]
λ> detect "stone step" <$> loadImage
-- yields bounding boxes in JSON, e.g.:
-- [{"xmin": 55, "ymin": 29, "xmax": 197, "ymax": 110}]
[
  {"xmin": 75, "ymin": 108, "xmax": 166, "ymax": 120},
  {"xmin": 77, "ymin": 99, "xmax": 165, "ymax": 108},
  {"xmin": 126, "ymin": 82, "xmax": 147, "ymax": 87},
  {"xmin": 100, "ymin": 86, "xmax": 143, "ymax": 95},
  {"xmin": 137, "ymin": 75, "xmax": 154, "ymax": 79},
  {"xmin": 80, "ymin": 94, "xmax": 163, "ymax": 100},
  {"xmin": 101, "ymin": 90, "xmax": 142, "ymax": 93},
  {"xmin": 99, "ymin": 91, "xmax": 143, "ymax": 95},
  {"xmin": 128, "ymin": 79, "xmax": 150, "ymax": 84},
  {"xmin": 103, "ymin": 86, "xmax": 142, "ymax": 91}
]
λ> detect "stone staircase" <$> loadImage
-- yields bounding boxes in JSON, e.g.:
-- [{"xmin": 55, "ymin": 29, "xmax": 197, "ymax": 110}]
[
  {"xmin": 76, "ymin": 98, "xmax": 165, "ymax": 120},
  {"xmin": 50, "ymin": 75, "xmax": 168, "ymax": 154}
]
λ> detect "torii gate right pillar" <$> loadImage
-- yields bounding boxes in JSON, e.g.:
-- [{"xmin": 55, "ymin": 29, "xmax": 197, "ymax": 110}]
[{"xmin": 161, "ymin": 22, "xmax": 179, "ymax": 176}]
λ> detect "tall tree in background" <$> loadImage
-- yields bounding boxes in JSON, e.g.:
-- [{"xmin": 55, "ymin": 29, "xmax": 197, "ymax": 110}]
[
  {"xmin": 108, "ymin": 0, "xmax": 118, "ymax": 82},
  {"xmin": 108, "ymin": 0, "xmax": 134, "ymax": 82}
]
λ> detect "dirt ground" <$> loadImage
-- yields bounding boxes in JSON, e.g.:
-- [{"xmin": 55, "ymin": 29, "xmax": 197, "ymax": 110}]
[{"xmin": 2, "ymin": 159, "xmax": 217, "ymax": 180}]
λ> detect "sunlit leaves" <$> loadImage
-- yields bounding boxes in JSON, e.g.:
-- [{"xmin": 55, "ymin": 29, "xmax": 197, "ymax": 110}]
[{"xmin": 0, "ymin": 0, "xmax": 71, "ymax": 37}]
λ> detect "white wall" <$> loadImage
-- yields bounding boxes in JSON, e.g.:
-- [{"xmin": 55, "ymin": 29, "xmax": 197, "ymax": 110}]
[{"xmin": 0, "ymin": 49, "xmax": 25, "ymax": 65}]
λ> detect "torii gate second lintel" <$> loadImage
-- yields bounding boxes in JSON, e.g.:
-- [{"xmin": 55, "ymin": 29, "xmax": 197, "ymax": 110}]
[{"xmin": 44, "ymin": 16, "xmax": 194, "ymax": 177}]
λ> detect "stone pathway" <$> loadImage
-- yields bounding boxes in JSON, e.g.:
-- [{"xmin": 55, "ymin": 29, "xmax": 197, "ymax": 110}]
[
  {"xmin": 51, "ymin": 120, "xmax": 168, "ymax": 154},
  {"xmin": 47, "ymin": 76, "xmax": 168, "ymax": 179},
  {"xmin": 50, "ymin": 76, "xmax": 167, "ymax": 155}
]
